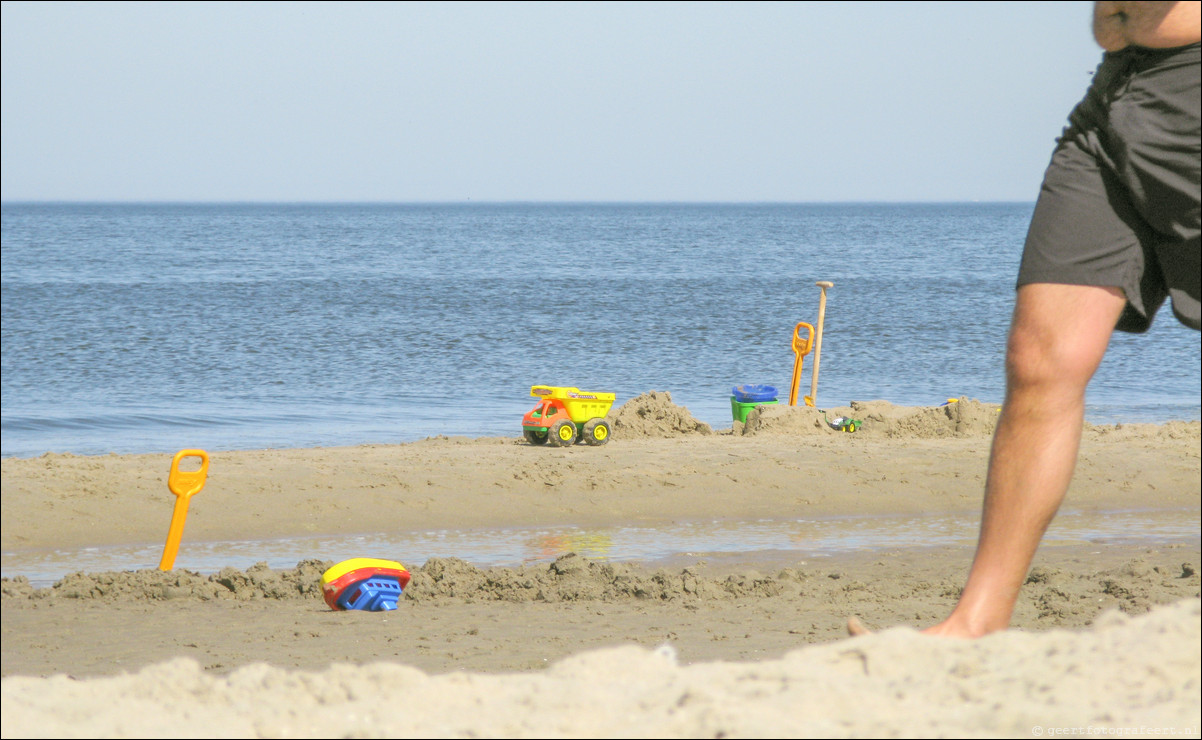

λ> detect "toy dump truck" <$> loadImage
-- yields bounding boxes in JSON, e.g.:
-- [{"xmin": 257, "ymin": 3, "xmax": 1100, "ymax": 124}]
[{"xmin": 522, "ymin": 385, "xmax": 615, "ymax": 447}]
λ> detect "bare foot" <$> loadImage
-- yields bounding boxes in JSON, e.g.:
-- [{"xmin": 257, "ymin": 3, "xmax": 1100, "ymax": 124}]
[
  {"xmin": 846, "ymin": 616, "xmax": 872, "ymax": 636},
  {"xmin": 920, "ymin": 621, "xmax": 981, "ymax": 638},
  {"xmin": 847, "ymin": 616, "xmax": 984, "ymax": 638}
]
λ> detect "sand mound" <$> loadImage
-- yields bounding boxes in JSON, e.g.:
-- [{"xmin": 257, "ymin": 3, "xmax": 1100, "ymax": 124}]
[
  {"xmin": 0, "ymin": 555, "xmax": 789, "ymax": 605},
  {"xmin": 741, "ymin": 404, "xmax": 829, "ymax": 436},
  {"xmin": 8, "ymin": 553, "xmax": 1197, "ymax": 618},
  {"xmin": 605, "ymin": 391, "xmax": 1001, "ymax": 440},
  {"xmin": 739, "ymin": 399, "xmax": 1202, "ymax": 441},
  {"xmin": 740, "ymin": 398, "xmax": 1002, "ymax": 438},
  {"xmin": 608, "ymin": 390, "xmax": 713, "ymax": 438},
  {"xmin": 1, "ymin": 560, "xmax": 329, "ymax": 602},
  {"xmin": 869, "ymin": 398, "xmax": 1002, "ymax": 438},
  {"xmin": 411, "ymin": 554, "xmax": 783, "ymax": 602},
  {"xmin": 1083, "ymin": 420, "xmax": 1202, "ymax": 442},
  {"xmin": 3, "ymin": 599, "xmax": 1198, "ymax": 738}
]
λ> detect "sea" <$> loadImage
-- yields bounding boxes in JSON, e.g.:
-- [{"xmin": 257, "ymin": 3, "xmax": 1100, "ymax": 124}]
[
  {"xmin": 5, "ymin": 202, "xmax": 1200, "ymax": 583},
  {"xmin": 3, "ymin": 202, "xmax": 1200, "ymax": 460}
]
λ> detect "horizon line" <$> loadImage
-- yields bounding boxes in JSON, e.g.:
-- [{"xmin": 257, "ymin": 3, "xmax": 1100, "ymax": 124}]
[{"xmin": 1, "ymin": 198, "xmax": 1036, "ymax": 206}]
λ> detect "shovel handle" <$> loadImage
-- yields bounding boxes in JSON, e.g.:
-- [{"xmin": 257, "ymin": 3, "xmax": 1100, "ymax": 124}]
[
  {"xmin": 809, "ymin": 281, "xmax": 834, "ymax": 407},
  {"xmin": 160, "ymin": 450, "xmax": 209, "ymax": 570},
  {"xmin": 168, "ymin": 450, "xmax": 209, "ymax": 498}
]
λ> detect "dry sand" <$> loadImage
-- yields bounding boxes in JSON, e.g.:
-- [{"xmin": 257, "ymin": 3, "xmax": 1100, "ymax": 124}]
[{"xmin": 2, "ymin": 395, "xmax": 1200, "ymax": 738}]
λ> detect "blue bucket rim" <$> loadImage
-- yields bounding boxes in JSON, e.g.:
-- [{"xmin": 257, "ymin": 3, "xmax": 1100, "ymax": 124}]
[{"xmin": 732, "ymin": 384, "xmax": 778, "ymax": 402}]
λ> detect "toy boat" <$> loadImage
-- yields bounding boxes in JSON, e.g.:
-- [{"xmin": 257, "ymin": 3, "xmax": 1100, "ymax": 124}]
[{"xmin": 320, "ymin": 557, "xmax": 412, "ymax": 611}]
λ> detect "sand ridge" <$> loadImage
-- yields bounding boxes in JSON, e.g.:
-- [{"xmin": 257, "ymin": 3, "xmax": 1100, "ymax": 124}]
[{"xmin": 2, "ymin": 599, "xmax": 1198, "ymax": 738}]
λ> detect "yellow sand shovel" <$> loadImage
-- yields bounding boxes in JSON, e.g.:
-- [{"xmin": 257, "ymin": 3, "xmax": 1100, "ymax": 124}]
[{"xmin": 158, "ymin": 449, "xmax": 209, "ymax": 571}]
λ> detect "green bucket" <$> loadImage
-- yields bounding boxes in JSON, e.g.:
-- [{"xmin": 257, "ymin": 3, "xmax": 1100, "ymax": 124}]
[{"xmin": 731, "ymin": 397, "xmax": 778, "ymax": 423}]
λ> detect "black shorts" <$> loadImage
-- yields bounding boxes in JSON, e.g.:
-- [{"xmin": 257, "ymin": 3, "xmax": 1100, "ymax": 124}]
[{"xmin": 1017, "ymin": 43, "xmax": 1201, "ymax": 332}]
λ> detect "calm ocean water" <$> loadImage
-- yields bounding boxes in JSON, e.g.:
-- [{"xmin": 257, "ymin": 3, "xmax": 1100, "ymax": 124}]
[{"xmin": 2, "ymin": 202, "xmax": 1199, "ymax": 459}]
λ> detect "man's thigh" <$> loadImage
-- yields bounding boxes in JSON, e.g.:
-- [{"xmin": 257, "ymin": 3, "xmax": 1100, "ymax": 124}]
[{"xmin": 1017, "ymin": 139, "xmax": 1157, "ymax": 332}]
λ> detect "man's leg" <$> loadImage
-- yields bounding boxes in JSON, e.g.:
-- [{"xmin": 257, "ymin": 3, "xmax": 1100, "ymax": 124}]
[
  {"xmin": 924, "ymin": 282, "xmax": 1128, "ymax": 637},
  {"xmin": 849, "ymin": 281, "xmax": 1129, "ymax": 638}
]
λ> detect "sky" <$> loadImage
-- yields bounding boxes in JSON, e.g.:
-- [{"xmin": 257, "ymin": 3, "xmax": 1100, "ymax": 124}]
[{"xmin": 1, "ymin": 1, "xmax": 1105, "ymax": 203}]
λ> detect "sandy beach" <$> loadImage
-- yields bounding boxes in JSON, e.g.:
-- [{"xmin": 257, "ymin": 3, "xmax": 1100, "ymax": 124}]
[{"xmin": 3, "ymin": 395, "xmax": 1200, "ymax": 738}]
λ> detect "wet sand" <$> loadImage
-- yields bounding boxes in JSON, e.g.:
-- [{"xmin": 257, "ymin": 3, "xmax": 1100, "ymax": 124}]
[{"xmin": 2, "ymin": 397, "xmax": 1200, "ymax": 737}]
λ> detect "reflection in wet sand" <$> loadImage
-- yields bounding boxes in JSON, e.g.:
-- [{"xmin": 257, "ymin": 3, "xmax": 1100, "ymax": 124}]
[{"xmin": 3, "ymin": 508, "xmax": 1197, "ymax": 589}]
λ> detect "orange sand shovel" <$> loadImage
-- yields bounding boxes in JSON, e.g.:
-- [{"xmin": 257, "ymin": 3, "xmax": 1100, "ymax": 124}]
[
  {"xmin": 788, "ymin": 321, "xmax": 815, "ymax": 406},
  {"xmin": 158, "ymin": 449, "xmax": 209, "ymax": 571}
]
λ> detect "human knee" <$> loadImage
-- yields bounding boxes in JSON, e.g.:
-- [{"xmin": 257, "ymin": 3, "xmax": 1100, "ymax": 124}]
[
  {"xmin": 1004, "ymin": 324, "xmax": 1103, "ymax": 391},
  {"xmin": 1004, "ymin": 284, "xmax": 1124, "ymax": 390}
]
